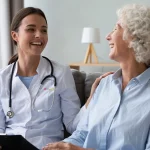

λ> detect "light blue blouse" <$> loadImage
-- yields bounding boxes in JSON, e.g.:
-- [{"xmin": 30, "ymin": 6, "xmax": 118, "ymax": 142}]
[{"xmin": 64, "ymin": 68, "xmax": 150, "ymax": 150}]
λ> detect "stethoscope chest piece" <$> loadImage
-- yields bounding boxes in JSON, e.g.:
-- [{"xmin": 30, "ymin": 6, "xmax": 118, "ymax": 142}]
[{"xmin": 7, "ymin": 110, "xmax": 14, "ymax": 118}]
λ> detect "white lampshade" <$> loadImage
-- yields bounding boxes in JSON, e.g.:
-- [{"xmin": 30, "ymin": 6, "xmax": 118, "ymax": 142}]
[{"xmin": 81, "ymin": 27, "xmax": 100, "ymax": 43}]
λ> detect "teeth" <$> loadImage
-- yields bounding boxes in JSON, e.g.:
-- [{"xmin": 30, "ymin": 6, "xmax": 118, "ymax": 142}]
[
  {"xmin": 109, "ymin": 44, "xmax": 114, "ymax": 48},
  {"xmin": 31, "ymin": 42, "xmax": 42, "ymax": 45}
]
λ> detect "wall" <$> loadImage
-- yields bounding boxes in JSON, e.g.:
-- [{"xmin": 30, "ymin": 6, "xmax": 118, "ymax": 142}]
[{"xmin": 24, "ymin": 0, "xmax": 150, "ymax": 72}]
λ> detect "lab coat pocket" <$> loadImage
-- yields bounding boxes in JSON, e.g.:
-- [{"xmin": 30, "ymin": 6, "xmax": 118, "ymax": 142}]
[{"xmin": 33, "ymin": 84, "xmax": 55, "ymax": 112}]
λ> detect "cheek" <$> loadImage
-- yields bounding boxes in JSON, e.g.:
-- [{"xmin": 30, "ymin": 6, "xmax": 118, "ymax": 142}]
[
  {"xmin": 44, "ymin": 36, "xmax": 48, "ymax": 44},
  {"xmin": 18, "ymin": 37, "xmax": 30, "ymax": 49},
  {"xmin": 114, "ymin": 35, "xmax": 125, "ymax": 47},
  {"xmin": 114, "ymin": 33, "xmax": 122, "ymax": 41},
  {"xmin": 18, "ymin": 33, "xmax": 30, "ymax": 41},
  {"xmin": 45, "ymin": 37, "xmax": 48, "ymax": 43},
  {"xmin": 118, "ymin": 39, "xmax": 129, "ymax": 49},
  {"xmin": 45, "ymin": 35, "xmax": 48, "ymax": 41}
]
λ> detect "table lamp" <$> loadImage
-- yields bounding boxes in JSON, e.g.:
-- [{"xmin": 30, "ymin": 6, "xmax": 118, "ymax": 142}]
[{"xmin": 81, "ymin": 27, "xmax": 100, "ymax": 64}]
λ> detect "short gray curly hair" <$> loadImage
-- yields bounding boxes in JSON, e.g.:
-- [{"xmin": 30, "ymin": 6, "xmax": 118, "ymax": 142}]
[{"xmin": 117, "ymin": 4, "xmax": 150, "ymax": 65}]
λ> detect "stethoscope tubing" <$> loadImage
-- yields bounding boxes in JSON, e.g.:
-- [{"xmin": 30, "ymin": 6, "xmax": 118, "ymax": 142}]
[{"xmin": 7, "ymin": 56, "xmax": 57, "ymax": 118}]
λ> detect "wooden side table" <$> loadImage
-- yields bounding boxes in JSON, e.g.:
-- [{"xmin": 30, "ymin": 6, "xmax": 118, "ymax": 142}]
[{"xmin": 69, "ymin": 62, "xmax": 120, "ymax": 70}]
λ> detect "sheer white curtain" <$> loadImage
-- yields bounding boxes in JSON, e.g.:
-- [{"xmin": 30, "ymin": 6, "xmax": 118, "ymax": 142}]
[
  {"xmin": 0, "ymin": 0, "xmax": 24, "ymax": 68},
  {"xmin": 0, "ymin": 16, "xmax": 1, "ymax": 68},
  {"xmin": 0, "ymin": 0, "xmax": 11, "ymax": 68}
]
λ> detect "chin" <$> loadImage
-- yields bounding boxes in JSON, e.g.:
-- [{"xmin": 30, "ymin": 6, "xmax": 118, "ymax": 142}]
[
  {"xmin": 109, "ymin": 55, "xmax": 119, "ymax": 63},
  {"xmin": 109, "ymin": 53, "xmax": 115, "ymax": 60}
]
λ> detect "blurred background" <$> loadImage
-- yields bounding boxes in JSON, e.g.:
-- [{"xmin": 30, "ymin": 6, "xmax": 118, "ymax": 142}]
[{"xmin": 0, "ymin": 0, "xmax": 150, "ymax": 72}]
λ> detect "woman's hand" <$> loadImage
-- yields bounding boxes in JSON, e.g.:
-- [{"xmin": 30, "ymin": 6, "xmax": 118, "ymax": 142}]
[
  {"xmin": 42, "ymin": 142, "xmax": 94, "ymax": 150},
  {"xmin": 85, "ymin": 71, "xmax": 114, "ymax": 108},
  {"xmin": 0, "ymin": 145, "xmax": 2, "ymax": 150}
]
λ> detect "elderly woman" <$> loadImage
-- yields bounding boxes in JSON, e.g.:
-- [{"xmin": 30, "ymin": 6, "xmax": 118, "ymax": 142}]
[{"xmin": 43, "ymin": 4, "xmax": 150, "ymax": 150}]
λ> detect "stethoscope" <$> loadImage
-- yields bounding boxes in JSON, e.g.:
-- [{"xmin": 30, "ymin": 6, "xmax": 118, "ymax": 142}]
[{"xmin": 7, "ymin": 56, "xmax": 57, "ymax": 118}]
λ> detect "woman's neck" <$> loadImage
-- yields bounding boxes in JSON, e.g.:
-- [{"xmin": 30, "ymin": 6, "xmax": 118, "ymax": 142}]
[
  {"xmin": 17, "ymin": 55, "xmax": 40, "ymax": 77},
  {"xmin": 120, "ymin": 60, "xmax": 148, "ymax": 91}
]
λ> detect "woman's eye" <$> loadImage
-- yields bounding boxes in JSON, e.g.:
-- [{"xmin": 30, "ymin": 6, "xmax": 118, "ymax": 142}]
[
  {"xmin": 112, "ymin": 28, "xmax": 117, "ymax": 32},
  {"xmin": 41, "ymin": 29, "xmax": 47, "ymax": 33},
  {"xmin": 27, "ymin": 28, "xmax": 35, "ymax": 32}
]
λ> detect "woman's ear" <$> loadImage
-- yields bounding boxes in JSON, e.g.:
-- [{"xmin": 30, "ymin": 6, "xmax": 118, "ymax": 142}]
[{"xmin": 11, "ymin": 31, "xmax": 18, "ymax": 43}]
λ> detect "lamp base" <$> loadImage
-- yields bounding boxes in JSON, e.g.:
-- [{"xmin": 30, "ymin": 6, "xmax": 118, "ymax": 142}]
[{"xmin": 84, "ymin": 44, "xmax": 99, "ymax": 64}]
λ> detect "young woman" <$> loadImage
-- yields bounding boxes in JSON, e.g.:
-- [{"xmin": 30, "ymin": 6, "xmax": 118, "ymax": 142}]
[{"xmin": 0, "ymin": 7, "xmax": 84, "ymax": 149}]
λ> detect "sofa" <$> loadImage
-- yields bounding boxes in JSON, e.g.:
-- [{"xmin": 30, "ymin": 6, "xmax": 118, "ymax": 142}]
[{"xmin": 71, "ymin": 69, "xmax": 103, "ymax": 106}]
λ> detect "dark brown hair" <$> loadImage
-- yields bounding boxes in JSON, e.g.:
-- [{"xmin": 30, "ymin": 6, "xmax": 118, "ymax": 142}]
[{"xmin": 9, "ymin": 7, "xmax": 47, "ymax": 65}]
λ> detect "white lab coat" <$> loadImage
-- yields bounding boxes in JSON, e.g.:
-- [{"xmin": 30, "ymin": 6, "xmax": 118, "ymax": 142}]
[{"xmin": 0, "ymin": 56, "xmax": 84, "ymax": 149}]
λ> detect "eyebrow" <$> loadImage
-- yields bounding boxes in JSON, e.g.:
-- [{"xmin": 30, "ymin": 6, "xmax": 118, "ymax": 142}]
[{"xmin": 26, "ymin": 24, "xmax": 47, "ymax": 28}]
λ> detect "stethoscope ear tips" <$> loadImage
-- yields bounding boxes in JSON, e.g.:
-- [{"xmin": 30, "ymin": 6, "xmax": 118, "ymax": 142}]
[{"xmin": 7, "ymin": 111, "xmax": 14, "ymax": 118}]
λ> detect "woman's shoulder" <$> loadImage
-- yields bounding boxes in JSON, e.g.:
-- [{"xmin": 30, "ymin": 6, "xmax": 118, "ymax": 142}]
[
  {"xmin": 0, "ymin": 64, "xmax": 13, "ymax": 84},
  {"xmin": 50, "ymin": 59, "xmax": 67, "ymax": 68},
  {"xmin": 100, "ymin": 73, "xmax": 114, "ymax": 83},
  {"xmin": 41, "ymin": 56, "xmax": 67, "ymax": 69},
  {"xmin": 48, "ymin": 59, "xmax": 70, "ymax": 74},
  {"xmin": 0, "ymin": 64, "xmax": 13, "ymax": 75}
]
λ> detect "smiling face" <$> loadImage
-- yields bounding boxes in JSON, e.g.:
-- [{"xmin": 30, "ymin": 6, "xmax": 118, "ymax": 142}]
[
  {"xmin": 106, "ymin": 23, "xmax": 132, "ymax": 62},
  {"xmin": 11, "ymin": 14, "xmax": 48, "ymax": 56}
]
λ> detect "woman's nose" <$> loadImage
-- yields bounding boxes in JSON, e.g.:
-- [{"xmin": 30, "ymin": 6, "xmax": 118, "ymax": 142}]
[
  {"xmin": 35, "ymin": 31, "xmax": 42, "ymax": 38},
  {"xmin": 106, "ymin": 32, "xmax": 111, "ymax": 40}
]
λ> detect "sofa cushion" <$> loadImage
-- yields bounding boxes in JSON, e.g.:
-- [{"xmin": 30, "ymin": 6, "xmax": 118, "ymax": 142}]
[
  {"xmin": 71, "ymin": 69, "xmax": 103, "ymax": 106},
  {"xmin": 84, "ymin": 72, "xmax": 103, "ymax": 101},
  {"xmin": 71, "ymin": 69, "xmax": 86, "ymax": 106}
]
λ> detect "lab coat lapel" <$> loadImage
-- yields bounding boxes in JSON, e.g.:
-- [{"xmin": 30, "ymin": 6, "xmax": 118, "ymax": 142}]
[
  {"xmin": 29, "ymin": 56, "xmax": 51, "ymax": 100},
  {"xmin": 11, "ymin": 61, "xmax": 31, "ymax": 99}
]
